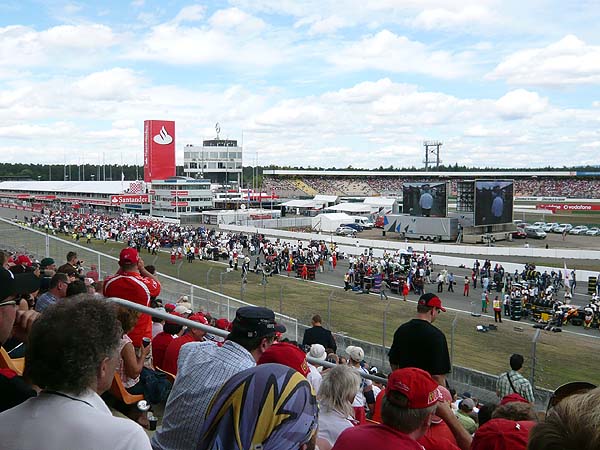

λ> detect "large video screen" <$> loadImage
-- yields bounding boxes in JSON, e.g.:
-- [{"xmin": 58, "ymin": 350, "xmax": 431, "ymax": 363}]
[
  {"xmin": 402, "ymin": 182, "xmax": 448, "ymax": 217},
  {"xmin": 474, "ymin": 180, "xmax": 514, "ymax": 226}
]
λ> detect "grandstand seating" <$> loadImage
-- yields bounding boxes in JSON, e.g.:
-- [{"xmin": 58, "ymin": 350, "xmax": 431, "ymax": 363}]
[
  {"xmin": 110, "ymin": 373, "xmax": 145, "ymax": 405},
  {"xmin": 0, "ymin": 348, "xmax": 24, "ymax": 376},
  {"xmin": 263, "ymin": 176, "xmax": 600, "ymax": 198}
]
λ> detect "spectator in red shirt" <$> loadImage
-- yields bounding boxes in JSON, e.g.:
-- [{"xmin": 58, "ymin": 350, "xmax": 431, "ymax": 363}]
[
  {"xmin": 333, "ymin": 367, "xmax": 445, "ymax": 450},
  {"xmin": 103, "ymin": 248, "xmax": 160, "ymax": 348},
  {"xmin": 161, "ymin": 313, "xmax": 208, "ymax": 375},
  {"xmin": 152, "ymin": 315, "xmax": 184, "ymax": 371}
]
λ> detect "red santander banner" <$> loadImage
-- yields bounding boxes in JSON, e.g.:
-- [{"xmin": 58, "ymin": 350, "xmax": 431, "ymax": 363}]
[
  {"xmin": 111, "ymin": 194, "xmax": 150, "ymax": 205},
  {"xmin": 538, "ymin": 203, "xmax": 600, "ymax": 212},
  {"xmin": 144, "ymin": 120, "xmax": 176, "ymax": 182}
]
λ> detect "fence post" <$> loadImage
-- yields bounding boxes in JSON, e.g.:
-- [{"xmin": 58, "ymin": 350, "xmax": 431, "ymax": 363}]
[
  {"xmin": 45, "ymin": 233, "xmax": 50, "ymax": 258},
  {"xmin": 450, "ymin": 314, "xmax": 458, "ymax": 381},
  {"xmin": 206, "ymin": 267, "xmax": 213, "ymax": 289},
  {"xmin": 531, "ymin": 329, "xmax": 541, "ymax": 390},
  {"xmin": 382, "ymin": 299, "xmax": 392, "ymax": 370},
  {"xmin": 327, "ymin": 291, "xmax": 334, "ymax": 326},
  {"xmin": 219, "ymin": 272, "xmax": 226, "ymax": 294},
  {"xmin": 177, "ymin": 260, "xmax": 184, "ymax": 279},
  {"xmin": 97, "ymin": 254, "xmax": 102, "ymax": 281},
  {"xmin": 190, "ymin": 284, "xmax": 194, "ymax": 310},
  {"xmin": 279, "ymin": 285, "xmax": 283, "ymax": 314},
  {"xmin": 263, "ymin": 283, "xmax": 267, "ymax": 307}
]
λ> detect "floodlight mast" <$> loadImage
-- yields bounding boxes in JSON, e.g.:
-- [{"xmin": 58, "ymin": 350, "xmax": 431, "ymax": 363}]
[{"xmin": 423, "ymin": 140, "xmax": 443, "ymax": 171}]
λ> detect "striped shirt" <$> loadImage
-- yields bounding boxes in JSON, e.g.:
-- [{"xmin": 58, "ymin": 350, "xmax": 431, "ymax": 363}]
[
  {"xmin": 151, "ymin": 340, "xmax": 256, "ymax": 450},
  {"xmin": 496, "ymin": 370, "xmax": 535, "ymax": 403}
]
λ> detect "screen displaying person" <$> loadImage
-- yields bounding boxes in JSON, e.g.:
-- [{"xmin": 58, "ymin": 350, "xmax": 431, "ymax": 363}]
[
  {"xmin": 419, "ymin": 185, "xmax": 433, "ymax": 217},
  {"xmin": 491, "ymin": 185, "xmax": 504, "ymax": 219}
]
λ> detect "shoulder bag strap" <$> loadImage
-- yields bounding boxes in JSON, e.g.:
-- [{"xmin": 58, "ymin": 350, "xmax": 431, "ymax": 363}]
[{"xmin": 506, "ymin": 371, "xmax": 518, "ymax": 394}]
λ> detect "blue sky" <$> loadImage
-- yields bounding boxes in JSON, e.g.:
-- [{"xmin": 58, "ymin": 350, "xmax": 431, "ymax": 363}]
[{"xmin": 2, "ymin": 0, "xmax": 600, "ymax": 168}]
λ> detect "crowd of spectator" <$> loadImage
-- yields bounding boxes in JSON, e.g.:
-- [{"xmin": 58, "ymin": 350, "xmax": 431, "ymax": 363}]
[
  {"xmin": 3, "ymin": 238, "xmax": 600, "ymax": 449},
  {"xmin": 263, "ymin": 175, "xmax": 600, "ymax": 199}
]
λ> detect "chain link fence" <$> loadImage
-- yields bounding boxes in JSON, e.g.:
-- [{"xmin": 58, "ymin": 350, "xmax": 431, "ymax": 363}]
[
  {"xmin": 0, "ymin": 219, "xmax": 299, "ymax": 341},
  {"xmin": 3, "ymin": 217, "xmax": 600, "ymax": 403}
]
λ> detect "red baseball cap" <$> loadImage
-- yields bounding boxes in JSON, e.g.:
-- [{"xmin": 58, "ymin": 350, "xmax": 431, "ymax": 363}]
[
  {"xmin": 257, "ymin": 342, "xmax": 310, "ymax": 377},
  {"xmin": 165, "ymin": 303, "xmax": 176, "ymax": 312},
  {"xmin": 16, "ymin": 255, "xmax": 32, "ymax": 267},
  {"xmin": 215, "ymin": 318, "xmax": 232, "ymax": 331},
  {"xmin": 471, "ymin": 419, "xmax": 535, "ymax": 450},
  {"xmin": 119, "ymin": 248, "xmax": 139, "ymax": 266},
  {"xmin": 500, "ymin": 393, "xmax": 529, "ymax": 406},
  {"xmin": 386, "ymin": 367, "xmax": 443, "ymax": 409},
  {"xmin": 418, "ymin": 293, "xmax": 446, "ymax": 312},
  {"xmin": 188, "ymin": 312, "xmax": 208, "ymax": 325}
]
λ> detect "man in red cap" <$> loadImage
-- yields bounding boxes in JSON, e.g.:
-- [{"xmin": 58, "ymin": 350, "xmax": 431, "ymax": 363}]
[
  {"xmin": 332, "ymin": 367, "xmax": 444, "ymax": 450},
  {"xmin": 388, "ymin": 293, "xmax": 451, "ymax": 386},
  {"xmin": 161, "ymin": 313, "xmax": 208, "ymax": 375},
  {"xmin": 103, "ymin": 247, "xmax": 160, "ymax": 348}
]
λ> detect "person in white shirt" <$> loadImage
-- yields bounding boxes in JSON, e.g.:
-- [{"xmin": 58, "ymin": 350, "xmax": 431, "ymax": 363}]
[
  {"xmin": 307, "ymin": 344, "xmax": 326, "ymax": 393},
  {"xmin": 317, "ymin": 364, "xmax": 361, "ymax": 448},
  {"xmin": 0, "ymin": 295, "xmax": 151, "ymax": 450}
]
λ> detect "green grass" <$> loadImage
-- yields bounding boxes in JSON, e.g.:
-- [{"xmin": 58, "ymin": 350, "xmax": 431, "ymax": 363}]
[{"xmin": 4, "ymin": 222, "xmax": 600, "ymax": 391}]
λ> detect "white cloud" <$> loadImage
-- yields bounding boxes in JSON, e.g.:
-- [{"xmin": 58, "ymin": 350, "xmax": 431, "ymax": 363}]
[
  {"xmin": 413, "ymin": 6, "xmax": 496, "ymax": 30},
  {"xmin": 329, "ymin": 30, "xmax": 472, "ymax": 79},
  {"xmin": 298, "ymin": 15, "xmax": 350, "ymax": 35},
  {"xmin": 0, "ymin": 24, "xmax": 118, "ymax": 69},
  {"xmin": 495, "ymin": 89, "xmax": 548, "ymax": 119},
  {"xmin": 488, "ymin": 35, "xmax": 600, "ymax": 86},
  {"xmin": 73, "ymin": 68, "xmax": 142, "ymax": 101},
  {"xmin": 171, "ymin": 5, "xmax": 206, "ymax": 24},
  {"xmin": 208, "ymin": 7, "xmax": 266, "ymax": 33},
  {"xmin": 127, "ymin": 8, "xmax": 283, "ymax": 67}
]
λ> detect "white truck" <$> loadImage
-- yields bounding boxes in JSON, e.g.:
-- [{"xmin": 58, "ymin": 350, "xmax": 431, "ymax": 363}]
[{"xmin": 384, "ymin": 215, "xmax": 459, "ymax": 242}]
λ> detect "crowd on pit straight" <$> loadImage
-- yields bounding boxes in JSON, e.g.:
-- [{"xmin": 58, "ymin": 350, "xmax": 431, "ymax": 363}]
[
  {"xmin": 263, "ymin": 175, "xmax": 600, "ymax": 199},
  {"xmin": 3, "ymin": 243, "xmax": 600, "ymax": 449}
]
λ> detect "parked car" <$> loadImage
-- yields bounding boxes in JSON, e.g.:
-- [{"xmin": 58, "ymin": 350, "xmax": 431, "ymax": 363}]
[
  {"xmin": 525, "ymin": 226, "xmax": 547, "ymax": 239},
  {"xmin": 532, "ymin": 221, "xmax": 547, "ymax": 228},
  {"xmin": 553, "ymin": 224, "xmax": 570, "ymax": 233},
  {"xmin": 352, "ymin": 216, "xmax": 374, "ymax": 229},
  {"xmin": 569, "ymin": 225, "xmax": 589, "ymax": 235},
  {"xmin": 516, "ymin": 222, "xmax": 529, "ymax": 229},
  {"xmin": 342, "ymin": 223, "xmax": 364, "ymax": 232},
  {"xmin": 511, "ymin": 229, "xmax": 527, "ymax": 239},
  {"xmin": 335, "ymin": 226, "xmax": 357, "ymax": 237},
  {"xmin": 585, "ymin": 227, "xmax": 600, "ymax": 236},
  {"xmin": 542, "ymin": 223, "xmax": 559, "ymax": 232}
]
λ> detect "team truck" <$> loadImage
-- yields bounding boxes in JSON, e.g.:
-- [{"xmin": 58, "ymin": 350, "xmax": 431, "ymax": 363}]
[{"xmin": 383, "ymin": 215, "xmax": 459, "ymax": 242}]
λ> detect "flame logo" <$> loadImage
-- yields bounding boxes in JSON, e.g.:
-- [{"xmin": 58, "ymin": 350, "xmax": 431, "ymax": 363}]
[{"xmin": 153, "ymin": 126, "xmax": 173, "ymax": 145}]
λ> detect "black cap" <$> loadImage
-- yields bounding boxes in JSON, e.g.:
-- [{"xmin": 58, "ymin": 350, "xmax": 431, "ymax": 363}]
[
  {"xmin": 230, "ymin": 306, "xmax": 286, "ymax": 339},
  {"xmin": 0, "ymin": 267, "xmax": 41, "ymax": 302}
]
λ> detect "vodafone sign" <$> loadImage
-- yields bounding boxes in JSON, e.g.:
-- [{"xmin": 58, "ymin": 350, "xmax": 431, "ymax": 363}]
[
  {"xmin": 111, "ymin": 194, "xmax": 150, "ymax": 205},
  {"xmin": 538, "ymin": 203, "xmax": 600, "ymax": 212}
]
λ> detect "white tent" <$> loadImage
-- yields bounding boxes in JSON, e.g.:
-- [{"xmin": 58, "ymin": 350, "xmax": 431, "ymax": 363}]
[
  {"xmin": 311, "ymin": 213, "xmax": 353, "ymax": 232},
  {"xmin": 325, "ymin": 202, "xmax": 373, "ymax": 214},
  {"xmin": 364, "ymin": 197, "xmax": 398, "ymax": 214}
]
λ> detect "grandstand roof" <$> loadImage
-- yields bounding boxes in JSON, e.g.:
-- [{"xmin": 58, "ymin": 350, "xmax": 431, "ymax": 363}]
[
  {"xmin": 0, "ymin": 180, "xmax": 134, "ymax": 194},
  {"xmin": 264, "ymin": 170, "xmax": 576, "ymax": 177}
]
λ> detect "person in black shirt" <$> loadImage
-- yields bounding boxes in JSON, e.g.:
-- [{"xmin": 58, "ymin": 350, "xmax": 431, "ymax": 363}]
[
  {"xmin": 388, "ymin": 293, "xmax": 451, "ymax": 386},
  {"xmin": 302, "ymin": 314, "xmax": 337, "ymax": 353},
  {"xmin": 0, "ymin": 266, "xmax": 40, "ymax": 412}
]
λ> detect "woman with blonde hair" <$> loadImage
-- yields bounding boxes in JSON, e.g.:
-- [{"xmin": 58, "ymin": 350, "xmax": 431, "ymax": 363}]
[{"xmin": 317, "ymin": 364, "xmax": 361, "ymax": 448}]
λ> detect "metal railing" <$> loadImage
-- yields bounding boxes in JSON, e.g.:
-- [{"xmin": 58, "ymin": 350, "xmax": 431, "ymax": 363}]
[{"xmin": 106, "ymin": 296, "xmax": 386, "ymax": 384}]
